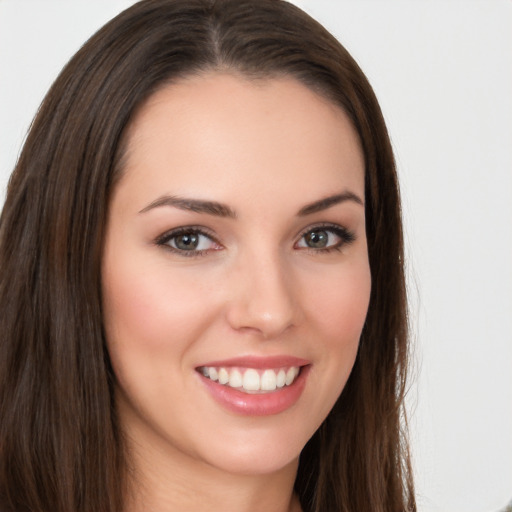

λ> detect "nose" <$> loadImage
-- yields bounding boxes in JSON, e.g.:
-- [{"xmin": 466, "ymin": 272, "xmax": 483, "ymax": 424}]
[{"xmin": 225, "ymin": 251, "xmax": 300, "ymax": 339}]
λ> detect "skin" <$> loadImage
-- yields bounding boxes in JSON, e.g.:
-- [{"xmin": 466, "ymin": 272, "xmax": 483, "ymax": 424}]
[{"xmin": 102, "ymin": 72, "xmax": 371, "ymax": 512}]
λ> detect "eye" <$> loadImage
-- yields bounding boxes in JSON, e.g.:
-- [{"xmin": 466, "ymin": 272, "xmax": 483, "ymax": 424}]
[
  {"xmin": 295, "ymin": 224, "xmax": 355, "ymax": 252},
  {"xmin": 156, "ymin": 227, "xmax": 221, "ymax": 256}
]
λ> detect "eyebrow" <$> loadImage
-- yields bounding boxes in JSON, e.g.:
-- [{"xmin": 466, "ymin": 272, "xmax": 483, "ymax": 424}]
[
  {"xmin": 297, "ymin": 191, "xmax": 364, "ymax": 216},
  {"xmin": 139, "ymin": 195, "xmax": 237, "ymax": 218},
  {"xmin": 139, "ymin": 190, "xmax": 363, "ymax": 218}
]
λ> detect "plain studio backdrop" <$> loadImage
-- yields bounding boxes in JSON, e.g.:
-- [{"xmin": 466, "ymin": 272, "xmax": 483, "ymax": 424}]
[{"xmin": 0, "ymin": 1, "xmax": 511, "ymax": 511}]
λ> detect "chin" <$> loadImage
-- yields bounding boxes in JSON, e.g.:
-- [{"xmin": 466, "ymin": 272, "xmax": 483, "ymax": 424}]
[
  {"xmin": 190, "ymin": 419, "xmax": 310, "ymax": 477},
  {"xmin": 204, "ymin": 445, "xmax": 301, "ymax": 477}
]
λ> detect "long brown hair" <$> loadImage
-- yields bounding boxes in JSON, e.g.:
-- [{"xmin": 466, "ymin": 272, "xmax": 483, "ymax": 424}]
[{"xmin": 0, "ymin": 1, "xmax": 415, "ymax": 511}]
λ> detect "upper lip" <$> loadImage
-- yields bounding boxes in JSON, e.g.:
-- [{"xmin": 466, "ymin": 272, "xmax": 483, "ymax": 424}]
[{"xmin": 197, "ymin": 355, "xmax": 311, "ymax": 369}]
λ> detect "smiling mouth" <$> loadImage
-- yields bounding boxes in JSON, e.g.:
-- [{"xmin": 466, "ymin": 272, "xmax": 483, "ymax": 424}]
[{"xmin": 197, "ymin": 366, "xmax": 301, "ymax": 394}]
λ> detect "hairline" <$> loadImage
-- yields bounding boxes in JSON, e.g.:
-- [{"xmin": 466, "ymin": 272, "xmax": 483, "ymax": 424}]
[{"xmin": 111, "ymin": 66, "xmax": 362, "ymax": 189}]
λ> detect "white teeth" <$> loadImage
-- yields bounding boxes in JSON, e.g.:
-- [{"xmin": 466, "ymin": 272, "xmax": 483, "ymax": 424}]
[
  {"xmin": 285, "ymin": 367, "xmax": 297, "ymax": 386},
  {"xmin": 260, "ymin": 369, "xmax": 277, "ymax": 391},
  {"xmin": 228, "ymin": 369, "xmax": 243, "ymax": 388},
  {"xmin": 276, "ymin": 369, "xmax": 286, "ymax": 388},
  {"xmin": 218, "ymin": 367, "xmax": 229, "ymax": 384},
  {"xmin": 200, "ymin": 366, "xmax": 301, "ymax": 392},
  {"xmin": 242, "ymin": 369, "xmax": 260, "ymax": 391}
]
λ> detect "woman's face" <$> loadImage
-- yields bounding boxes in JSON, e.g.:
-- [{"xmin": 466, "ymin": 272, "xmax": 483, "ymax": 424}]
[{"xmin": 102, "ymin": 73, "xmax": 371, "ymax": 477}]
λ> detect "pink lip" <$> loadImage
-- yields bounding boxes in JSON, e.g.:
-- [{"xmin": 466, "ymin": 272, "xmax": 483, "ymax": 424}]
[
  {"xmin": 198, "ymin": 355, "xmax": 310, "ymax": 369},
  {"xmin": 196, "ymin": 356, "xmax": 311, "ymax": 416}
]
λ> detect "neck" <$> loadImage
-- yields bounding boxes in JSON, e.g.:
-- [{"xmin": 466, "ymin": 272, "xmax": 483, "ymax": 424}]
[{"xmin": 122, "ymin": 424, "xmax": 302, "ymax": 512}]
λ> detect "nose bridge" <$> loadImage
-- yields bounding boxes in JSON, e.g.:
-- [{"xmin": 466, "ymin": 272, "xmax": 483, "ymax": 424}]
[{"xmin": 226, "ymin": 243, "xmax": 298, "ymax": 338}]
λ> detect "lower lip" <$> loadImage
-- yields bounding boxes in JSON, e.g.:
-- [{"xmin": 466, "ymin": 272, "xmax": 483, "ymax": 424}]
[{"xmin": 198, "ymin": 366, "xmax": 310, "ymax": 416}]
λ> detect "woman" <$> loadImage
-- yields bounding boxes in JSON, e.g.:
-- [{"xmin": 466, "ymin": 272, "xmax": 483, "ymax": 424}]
[{"xmin": 0, "ymin": 1, "xmax": 415, "ymax": 511}]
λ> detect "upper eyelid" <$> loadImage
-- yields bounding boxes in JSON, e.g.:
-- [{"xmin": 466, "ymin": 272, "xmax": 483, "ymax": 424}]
[
  {"xmin": 154, "ymin": 222, "xmax": 353, "ymax": 248},
  {"xmin": 295, "ymin": 222, "xmax": 350, "ymax": 238},
  {"xmin": 295, "ymin": 223, "xmax": 355, "ymax": 251},
  {"xmin": 155, "ymin": 225, "xmax": 220, "ymax": 246}
]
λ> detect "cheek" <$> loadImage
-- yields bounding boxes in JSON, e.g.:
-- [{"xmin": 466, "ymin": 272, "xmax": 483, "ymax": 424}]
[
  {"xmin": 102, "ymin": 261, "xmax": 170, "ymax": 400},
  {"xmin": 102, "ymin": 254, "xmax": 214, "ymax": 351},
  {"xmin": 302, "ymin": 260, "xmax": 371, "ymax": 415},
  {"xmin": 103, "ymin": 268, "xmax": 171, "ymax": 354},
  {"xmin": 101, "ymin": 251, "xmax": 222, "ymax": 419},
  {"xmin": 311, "ymin": 261, "xmax": 371, "ymax": 344}
]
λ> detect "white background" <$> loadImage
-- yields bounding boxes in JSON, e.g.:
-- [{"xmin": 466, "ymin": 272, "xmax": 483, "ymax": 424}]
[{"xmin": 0, "ymin": 1, "xmax": 511, "ymax": 511}]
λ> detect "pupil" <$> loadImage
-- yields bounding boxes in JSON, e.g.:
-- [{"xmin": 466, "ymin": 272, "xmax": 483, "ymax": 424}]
[
  {"xmin": 176, "ymin": 233, "xmax": 199, "ymax": 250},
  {"xmin": 306, "ymin": 230, "xmax": 328, "ymax": 248}
]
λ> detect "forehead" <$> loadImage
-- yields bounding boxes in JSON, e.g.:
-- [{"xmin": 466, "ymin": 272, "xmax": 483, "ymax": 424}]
[{"xmin": 118, "ymin": 72, "xmax": 365, "ymax": 211}]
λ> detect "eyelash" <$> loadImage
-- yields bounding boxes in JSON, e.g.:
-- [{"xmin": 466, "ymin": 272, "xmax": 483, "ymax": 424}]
[
  {"xmin": 296, "ymin": 223, "xmax": 356, "ymax": 254},
  {"xmin": 155, "ymin": 223, "xmax": 356, "ymax": 258},
  {"xmin": 155, "ymin": 226, "xmax": 220, "ymax": 258}
]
